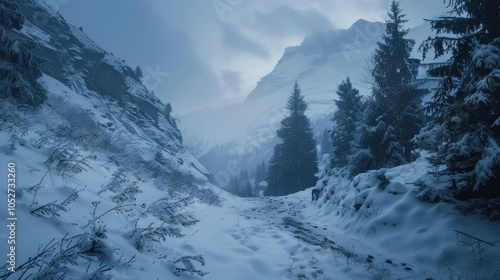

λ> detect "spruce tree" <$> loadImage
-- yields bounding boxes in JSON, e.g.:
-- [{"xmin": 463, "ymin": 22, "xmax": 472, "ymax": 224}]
[
  {"xmin": 330, "ymin": 77, "xmax": 362, "ymax": 169},
  {"xmin": 320, "ymin": 128, "xmax": 332, "ymax": 156},
  {"xmin": 350, "ymin": 0, "xmax": 422, "ymax": 175},
  {"xmin": 415, "ymin": 0, "xmax": 500, "ymax": 198},
  {"xmin": 227, "ymin": 175, "xmax": 240, "ymax": 196},
  {"xmin": 134, "ymin": 66, "xmax": 143, "ymax": 79},
  {"xmin": 266, "ymin": 82, "xmax": 318, "ymax": 196},
  {"xmin": 0, "ymin": 0, "xmax": 47, "ymax": 107},
  {"xmin": 238, "ymin": 169, "xmax": 253, "ymax": 197}
]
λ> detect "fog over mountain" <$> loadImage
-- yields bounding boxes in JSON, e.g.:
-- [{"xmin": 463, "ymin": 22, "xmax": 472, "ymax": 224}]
[{"xmin": 54, "ymin": 0, "xmax": 447, "ymax": 114}]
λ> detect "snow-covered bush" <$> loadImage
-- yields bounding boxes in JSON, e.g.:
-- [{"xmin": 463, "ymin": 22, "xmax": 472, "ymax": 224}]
[
  {"xmin": 127, "ymin": 223, "xmax": 184, "ymax": 252},
  {"xmin": 170, "ymin": 255, "xmax": 209, "ymax": 277},
  {"xmin": 99, "ymin": 169, "xmax": 142, "ymax": 203},
  {"xmin": 412, "ymin": 179, "xmax": 452, "ymax": 203},
  {"xmin": 45, "ymin": 144, "xmax": 93, "ymax": 177},
  {"xmin": 99, "ymin": 169, "xmax": 128, "ymax": 194},
  {"xmin": 0, "ymin": 230, "xmax": 133, "ymax": 280},
  {"xmin": 147, "ymin": 196, "xmax": 199, "ymax": 227},
  {"xmin": 30, "ymin": 202, "xmax": 67, "ymax": 217},
  {"xmin": 111, "ymin": 182, "xmax": 142, "ymax": 204},
  {"xmin": 458, "ymin": 197, "xmax": 500, "ymax": 221}
]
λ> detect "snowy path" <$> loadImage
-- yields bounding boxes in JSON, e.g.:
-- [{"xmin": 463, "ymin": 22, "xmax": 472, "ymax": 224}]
[
  {"xmin": 246, "ymin": 196, "xmax": 417, "ymax": 279},
  {"xmin": 174, "ymin": 192, "xmax": 421, "ymax": 280}
]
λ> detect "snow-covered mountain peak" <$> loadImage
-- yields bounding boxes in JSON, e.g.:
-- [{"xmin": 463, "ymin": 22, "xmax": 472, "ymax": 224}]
[{"xmin": 245, "ymin": 19, "xmax": 384, "ymax": 103}]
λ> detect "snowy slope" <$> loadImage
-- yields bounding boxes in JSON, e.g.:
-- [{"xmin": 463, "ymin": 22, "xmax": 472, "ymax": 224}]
[
  {"xmin": 14, "ymin": 0, "xmax": 210, "ymax": 181},
  {"xmin": 0, "ymin": 1, "xmax": 223, "ymax": 278}
]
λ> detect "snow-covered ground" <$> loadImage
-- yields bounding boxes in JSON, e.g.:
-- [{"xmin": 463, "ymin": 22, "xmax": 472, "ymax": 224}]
[
  {"xmin": 169, "ymin": 155, "xmax": 500, "ymax": 279},
  {"xmin": 2, "ymin": 130, "xmax": 499, "ymax": 279}
]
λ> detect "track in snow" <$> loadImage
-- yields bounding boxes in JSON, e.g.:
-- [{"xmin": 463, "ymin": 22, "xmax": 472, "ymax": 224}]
[{"xmin": 236, "ymin": 196, "xmax": 418, "ymax": 279}]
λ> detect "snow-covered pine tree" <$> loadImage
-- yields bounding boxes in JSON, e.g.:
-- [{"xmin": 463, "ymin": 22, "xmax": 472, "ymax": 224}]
[
  {"xmin": 415, "ymin": 0, "xmax": 500, "ymax": 198},
  {"xmin": 0, "ymin": 0, "xmax": 47, "ymax": 106},
  {"xmin": 330, "ymin": 77, "xmax": 362, "ymax": 169},
  {"xmin": 164, "ymin": 102, "xmax": 180, "ymax": 130},
  {"xmin": 266, "ymin": 82, "xmax": 318, "ymax": 196},
  {"xmin": 350, "ymin": 0, "xmax": 422, "ymax": 175}
]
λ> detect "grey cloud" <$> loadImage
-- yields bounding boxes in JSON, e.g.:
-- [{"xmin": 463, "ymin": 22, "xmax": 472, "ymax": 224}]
[
  {"xmin": 253, "ymin": 6, "xmax": 333, "ymax": 38},
  {"xmin": 221, "ymin": 70, "xmax": 243, "ymax": 93},
  {"xmin": 220, "ymin": 24, "xmax": 270, "ymax": 59}
]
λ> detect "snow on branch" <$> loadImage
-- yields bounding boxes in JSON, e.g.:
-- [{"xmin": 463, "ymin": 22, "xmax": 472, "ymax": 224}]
[{"xmin": 171, "ymin": 255, "xmax": 208, "ymax": 277}]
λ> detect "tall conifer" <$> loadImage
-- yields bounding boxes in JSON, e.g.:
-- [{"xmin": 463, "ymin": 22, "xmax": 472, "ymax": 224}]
[{"xmin": 266, "ymin": 82, "xmax": 318, "ymax": 196}]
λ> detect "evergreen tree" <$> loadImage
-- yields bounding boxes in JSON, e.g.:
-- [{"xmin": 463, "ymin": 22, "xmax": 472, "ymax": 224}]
[
  {"xmin": 134, "ymin": 66, "xmax": 143, "ymax": 79},
  {"xmin": 320, "ymin": 128, "xmax": 332, "ymax": 156},
  {"xmin": 238, "ymin": 169, "xmax": 253, "ymax": 197},
  {"xmin": 227, "ymin": 175, "xmax": 240, "ymax": 196},
  {"xmin": 0, "ymin": 0, "xmax": 47, "ymax": 107},
  {"xmin": 330, "ymin": 77, "xmax": 362, "ymax": 168},
  {"xmin": 350, "ymin": 1, "xmax": 422, "ymax": 175},
  {"xmin": 415, "ymin": 0, "xmax": 500, "ymax": 198},
  {"xmin": 164, "ymin": 102, "xmax": 180, "ymax": 132},
  {"xmin": 266, "ymin": 82, "xmax": 318, "ymax": 196},
  {"xmin": 372, "ymin": 1, "xmax": 417, "ymax": 92}
]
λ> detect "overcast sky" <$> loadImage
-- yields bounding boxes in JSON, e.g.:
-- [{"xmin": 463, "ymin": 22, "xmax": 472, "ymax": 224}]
[{"xmin": 51, "ymin": 0, "xmax": 447, "ymax": 114}]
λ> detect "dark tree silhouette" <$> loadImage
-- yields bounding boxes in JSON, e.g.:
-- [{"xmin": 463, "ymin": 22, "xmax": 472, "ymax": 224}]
[
  {"xmin": 266, "ymin": 82, "xmax": 318, "ymax": 196},
  {"xmin": 350, "ymin": 0, "xmax": 423, "ymax": 175}
]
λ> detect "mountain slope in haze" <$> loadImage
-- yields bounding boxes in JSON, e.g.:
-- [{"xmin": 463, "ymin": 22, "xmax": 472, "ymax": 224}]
[
  {"xmin": 182, "ymin": 19, "xmax": 385, "ymax": 154},
  {"xmin": 180, "ymin": 20, "xmax": 388, "ymax": 187}
]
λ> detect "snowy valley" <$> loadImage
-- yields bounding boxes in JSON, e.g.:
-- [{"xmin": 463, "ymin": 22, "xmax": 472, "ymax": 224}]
[{"xmin": 1, "ymin": 0, "xmax": 500, "ymax": 280}]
